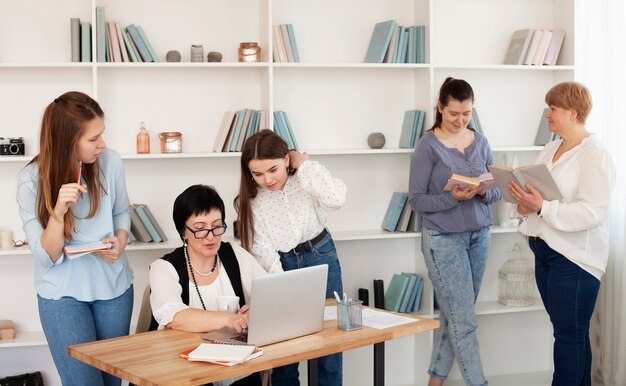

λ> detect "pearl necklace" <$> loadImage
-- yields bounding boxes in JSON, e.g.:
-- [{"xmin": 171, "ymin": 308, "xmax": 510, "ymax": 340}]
[
  {"xmin": 184, "ymin": 243, "xmax": 220, "ymax": 311},
  {"xmin": 185, "ymin": 246, "xmax": 219, "ymax": 277}
]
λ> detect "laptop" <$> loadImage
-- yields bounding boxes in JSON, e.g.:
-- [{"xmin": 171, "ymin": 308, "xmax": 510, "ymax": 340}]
[{"xmin": 202, "ymin": 264, "xmax": 328, "ymax": 347}]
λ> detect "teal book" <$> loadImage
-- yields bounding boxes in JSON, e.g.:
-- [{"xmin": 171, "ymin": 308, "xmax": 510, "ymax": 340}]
[
  {"xmin": 121, "ymin": 28, "xmax": 138, "ymax": 62},
  {"xmin": 141, "ymin": 205, "xmax": 168, "ymax": 242},
  {"xmin": 415, "ymin": 110, "xmax": 427, "ymax": 143},
  {"xmin": 409, "ymin": 110, "xmax": 420, "ymax": 148},
  {"xmin": 399, "ymin": 273, "xmax": 417, "ymax": 313},
  {"xmin": 273, "ymin": 112, "xmax": 296, "ymax": 149},
  {"xmin": 126, "ymin": 24, "xmax": 153, "ymax": 62},
  {"xmin": 129, "ymin": 206, "xmax": 152, "ymax": 243},
  {"xmin": 364, "ymin": 19, "xmax": 397, "ymax": 63},
  {"xmin": 407, "ymin": 26, "xmax": 416, "ymax": 64},
  {"xmin": 228, "ymin": 109, "xmax": 248, "ymax": 152},
  {"xmin": 71, "ymin": 18, "xmax": 80, "ymax": 62},
  {"xmin": 133, "ymin": 205, "xmax": 162, "ymax": 243},
  {"xmin": 80, "ymin": 22, "xmax": 91, "ymax": 62},
  {"xmin": 96, "ymin": 7, "xmax": 106, "ymax": 62},
  {"xmin": 381, "ymin": 192, "xmax": 408, "ymax": 232},
  {"xmin": 395, "ymin": 27, "xmax": 407, "ymax": 63},
  {"xmin": 409, "ymin": 275, "xmax": 423, "ymax": 312},
  {"xmin": 272, "ymin": 112, "xmax": 287, "ymax": 143},
  {"xmin": 384, "ymin": 274, "xmax": 410, "ymax": 312},
  {"xmin": 137, "ymin": 25, "xmax": 159, "ymax": 62},
  {"xmin": 281, "ymin": 112, "xmax": 299, "ymax": 150},
  {"xmin": 416, "ymin": 25, "xmax": 425, "ymax": 63},
  {"xmin": 393, "ymin": 26, "xmax": 405, "ymax": 63},
  {"xmin": 234, "ymin": 109, "xmax": 254, "ymax": 151},
  {"xmin": 398, "ymin": 110, "xmax": 417, "ymax": 148},
  {"xmin": 286, "ymin": 24, "xmax": 300, "ymax": 62}
]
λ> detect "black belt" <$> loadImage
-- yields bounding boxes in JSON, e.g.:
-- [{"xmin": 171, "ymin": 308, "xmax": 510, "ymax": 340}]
[
  {"xmin": 528, "ymin": 236, "xmax": 542, "ymax": 241},
  {"xmin": 287, "ymin": 229, "xmax": 329, "ymax": 254}
]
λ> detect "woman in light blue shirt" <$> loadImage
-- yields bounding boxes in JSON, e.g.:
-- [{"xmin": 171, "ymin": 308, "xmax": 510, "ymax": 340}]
[
  {"xmin": 409, "ymin": 78, "xmax": 500, "ymax": 386},
  {"xmin": 17, "ymin": 91, "xmax": 133, "ymax": 386}
]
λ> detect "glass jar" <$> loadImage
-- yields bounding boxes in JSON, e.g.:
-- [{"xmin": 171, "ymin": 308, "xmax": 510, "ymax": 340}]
[
  {"xmin": 159, "ymin": 132, "xmax": 183, "ymax": 153},
  {"xmin": 136, "ymin": 122, "xmax": 150, "ymax": 154},
  {"xmin": 238, "ymin": 42, "xmax": 261, "ymax": 62}
]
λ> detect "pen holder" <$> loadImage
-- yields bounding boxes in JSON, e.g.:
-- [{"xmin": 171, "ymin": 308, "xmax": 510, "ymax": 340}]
[{"xmin": 337, "ymin": 299, "xmax": 363, "ymax": 331}]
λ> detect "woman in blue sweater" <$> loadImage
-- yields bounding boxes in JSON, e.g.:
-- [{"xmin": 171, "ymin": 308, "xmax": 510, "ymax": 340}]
[{"xmin": 408, "ymin": 78, "xmax": 501, "ymax": 386}]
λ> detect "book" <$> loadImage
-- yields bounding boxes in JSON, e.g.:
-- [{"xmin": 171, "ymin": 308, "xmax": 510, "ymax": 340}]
[
  {"xmin": 228, "ymin": 109, "xmax": 248, "ymax": 152},
  {"xmin": 533, "ymin": 108, "xmax": 552, "ymax": 145},
  {"xmin": 234, "ymin": 109, "xmax": 254, "ymax": 151},
  {"xmin": 107, "ymin": 22, "xmax": 122, "ymax": 62},
  {"xmin": 80, "ymin": 22, "xmax": 92, "ymax": 62},
  {"xmin": 373, "ymin": 279, "xmax": 385, "ymax": 309},
  {"xmin": 286, "ymin": 24, "xmax": 301, "ymax": 63},
  {"xmin": 503, "ymin": 29, "xmax": 532, "ymax": 65},
  {"xmin": 64, "ymin": 240, "xmax": 113, "ymax": 259},
  {"xmin": 181, "ymin": 343, "xmax": 258, "ymax": 364},
  {"xmin": 383, "ymin": 25, "xmax": 399, "ymax": 63},
  {"xmin": 213, "ymin": 111, "xmax": 236, "ymax": 152},
  {"xmin": 488, "ymin": 164, "xmax": 563, "ymax": 204},
  {"xmin": 416, "ymin": 25, "xmax": 425, "ymax": 63},
  {"xmin": 467, "ymin": 108, "xmax": 484, "ymax": 136},
  {"xmin": 398, "ymin": 110, "xmax": 417, "ymax": 148},
  {"xmin": 407, "ymin": 211, "xmax": 421, "ymax": 232},
  {"xmin": 129, "ymin": 205, "xmax": 152, "ymax": 242},
  {"xmin": 141, "ymin": 205, "xmax": 168, "ymax": 242},
  {"xmin": 444, "ymin": 172, "xmax": 496, "ymax": 191},
  {"xmin": 133, "ymin": 204, "xmax": 162, "ymax": 243},
  {"xmin": 71, "ymin": 18, "xmax": 81, "ymax": 62},
  {"xmin": 410, "ymin": 276, "xmax": 423, "ymax": 312},
  {"xmin": 381, "ymin": 192, "xmax": 408, "ymax": 232},
  {"xmin": 384, "ymin": 273, "xmax": 410, "ymax": 312},
  {"xmin": 364, "ymin": 19, "xmax": 397, "ymax": 63},
  {"xmin": 96, "ymin": 7, "xmax": 106, "ymax": 62},
  {"xmin": 532, "ymin": 30, "xmax": 552, "ymax": 65},
  {"xmin": 523, "ymin": 29, "xmax": 542, "ymax": 65},
  {"xmin": 121, "ymin": 28, "xmax": 138, "ymax": 62},
  {"xmin": 399, "ymin": 273, "xmax": 417, "ymax": 313},
  {"xmin": 126, "ymin": 24, "xmax": 153, "ymax": 62},
  {"xmin": 281, "ymin": 112, "xmax": 299, "ymax": 150},
  {"xmin": 543, "ymin": 30, "xmax": 565, "ymax": 65},
  {"xmin": 114, "ymin": 22, "xmax": 129, "ymax": 62},
  {"xmin": 280, "ymin": 24, "xmax": 294, "ymax": 63},
  {"xmin": 137, "ymin": 25, "xmax": 159, "ymax": 62},
  {"xmin": 273, "ymin": 25, "xmax": 288, "ymax": 63},
  {"xmin": 394, "ymin": 200, "xmax": 413, "ymax": 232}
]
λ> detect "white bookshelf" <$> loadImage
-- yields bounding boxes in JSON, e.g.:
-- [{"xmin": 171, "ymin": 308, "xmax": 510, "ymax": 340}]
[{"xmin": 0, "ymin": 0, "xmax": 576, "ymax": 384}]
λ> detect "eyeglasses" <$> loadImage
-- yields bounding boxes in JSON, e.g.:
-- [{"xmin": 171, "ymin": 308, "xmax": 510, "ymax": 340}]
[
  {"xmin": 13, "ymin": 239, "xmax": 28, "ymax": 247},
  {"xmin": 184, "ymin": 224, "xmax": 227, "ymax": 239}
]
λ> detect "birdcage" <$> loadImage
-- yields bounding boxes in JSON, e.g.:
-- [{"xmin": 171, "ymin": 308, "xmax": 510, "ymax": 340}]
[{"xmin": 498, "ymin": 243, "xmax": 535, "ymax": 306}]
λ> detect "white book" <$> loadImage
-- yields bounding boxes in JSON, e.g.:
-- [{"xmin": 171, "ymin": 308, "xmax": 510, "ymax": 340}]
[
  {"xmin": 273, "ymin": 25, "xmax": 288, "ymax": 63},
  {"xmin": 280, "ymin": 24, "xmax": 294, "ymax": 63},
  {"xmin": 532, "ymin": 30, "xmax": 552, "ymax": 65},
  {"xmin": 213, "ymin": 111, "xmax": 236, "ymax": 152},
  {"xmin": 64, "ymin": 241, "xmax": 113, "ymax": 259},
  {"xmin": 114, "ymin": 22, "xmax": 129, "ymax": 62},
  {"xmin": 543, "ymin": 30, "xmax": 565, "ymax": 65},
  {"xmin": 187, "ymin": 343, "xmax": 255, "ymax": 362},
  {"xmin": 488, "ymin": 164, "xmax": 563, "ymax": 204},
  {"xmin": 523, "ymin": 29, "xmax": 542, "ymax": 65}
]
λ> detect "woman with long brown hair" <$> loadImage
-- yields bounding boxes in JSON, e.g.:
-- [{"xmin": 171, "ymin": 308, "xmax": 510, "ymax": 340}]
[
  {"xmin": 17, "ymin": 91, "xmax": 133, "ymax": 386},
  {"xmin": 235, "ymin": 129, "xmax": 346, "ymax": 386}
]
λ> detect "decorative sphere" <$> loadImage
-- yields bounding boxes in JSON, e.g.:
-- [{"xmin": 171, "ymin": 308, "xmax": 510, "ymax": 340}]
[
  {"xmin": 207, "ymin": 51, "xmax": 223, "ymax": 62},
  {"xmin": 367, "ymin": 132, "xmax": 386, "ymax": 149},
  {"xmin": 166, "ymin": 50, "xmax": 181, "ymax": 62}
]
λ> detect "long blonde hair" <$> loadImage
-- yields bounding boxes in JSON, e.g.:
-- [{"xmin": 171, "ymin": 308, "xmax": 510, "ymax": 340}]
[{"xmin": 30, "ymin": 91, "xmax": 106, "ymax": 240}]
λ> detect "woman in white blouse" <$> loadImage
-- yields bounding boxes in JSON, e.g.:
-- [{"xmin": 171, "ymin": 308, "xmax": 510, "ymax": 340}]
[
  {"xmin": 149, "ymin": 184, "xmax": 267, "ymax": 386},
  {"xmin": 508, "ymin": 82, "xmax": 615, "ymax": 386},
  {"xmin": 236, "ymin": 129, "xmax": 347, "ymax": 386}
]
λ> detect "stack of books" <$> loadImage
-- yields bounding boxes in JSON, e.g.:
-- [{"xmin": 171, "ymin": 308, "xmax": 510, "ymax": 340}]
[
  {"xmin": 364, "ymin": 20, "xmax": 426, "ymax": 64},
  {"xmin": 273, "ymin": 24, "xmax": 300, "ymax": 63},
  {"xmin": 179, "ymin": 343, "xmax": 263, "ymax": 367},
  {"xmin": 213, "ymin": 109, "xmax": 266, "ymax": 152},
  {"xmin": 129, "ymin": 204, "xmax": 167, "ymax": 243},
  {"xmin": 381, "ymin": 192, "xmax": 421, "ymax": 233},
  {"xmin": 94, "ymin": 7, "xmax": 159, "ymax": 62},
  {"xmin": 384, "ymin": 273, "xmax": 424, "ymax": 313},
  {"xmin": 503, "ymin": 29, "xmax": 565, "ymax": 66},
  {"xmin": 272, "ymin": 111, "xmax": 299, "ymax": 150},
  {"xmin": 70, "ymin": 18, "xmax": 92, "ymax": 62},
  {"xmin": 398, "ymin": 109, "xmax": 426, "ymax": 148}
]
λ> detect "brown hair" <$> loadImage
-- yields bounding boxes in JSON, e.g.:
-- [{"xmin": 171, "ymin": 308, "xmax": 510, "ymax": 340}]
[
  {"xmin": 31, "ymin": 91, "xmax": 106, "ymax": 240},
  {"xmin": 545, "ymin": 81, "xmax": 592, "ymax": 124},
  {"xmin": 430, "ymin": 77, "xmax": 475, "ymax": 131},
  {"xmin": 235, "ymin": 129, "xmax": 295, "ymax": 251}
]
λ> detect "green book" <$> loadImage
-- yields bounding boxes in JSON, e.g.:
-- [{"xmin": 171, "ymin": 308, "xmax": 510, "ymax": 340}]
[
  {"xmin": 384, "ymin": 274, "xmax": 410, "ymax": 312},
  {"xmin": 133, "ymin": 204, "xmax": 162, "ymax": 243}
]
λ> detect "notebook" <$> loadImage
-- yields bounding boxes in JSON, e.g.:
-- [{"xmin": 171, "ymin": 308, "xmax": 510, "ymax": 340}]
[{"xmin": 202, "ymin": 264, "xmax": 328, "ymax": 347}]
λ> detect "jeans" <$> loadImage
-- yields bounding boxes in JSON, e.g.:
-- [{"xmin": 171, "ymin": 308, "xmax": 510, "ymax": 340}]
[
  {"xmin": 38, "ymin": 284, "xmax": 134, "ymax": 386},
  {"xmin": 422, "ymin": 227, "xmax": 489, "ymax": 386},
  {"xmin": 529, "ymin": 238, "xmax": 600, "ymax": 386},
  {"xmin": 273, "ymin": 230, "xmax": 343, "ymax": 386}
]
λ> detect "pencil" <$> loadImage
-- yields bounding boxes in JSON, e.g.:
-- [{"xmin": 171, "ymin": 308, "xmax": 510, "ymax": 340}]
[{"xmin": 77, "ymin": 161, "xmax": 82, "ymax": 184}]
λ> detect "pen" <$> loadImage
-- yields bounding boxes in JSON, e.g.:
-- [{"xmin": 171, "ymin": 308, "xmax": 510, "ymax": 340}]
[
  {"xmin": 77, "ymin": 161, "xmax": 82, "ymax": 184},
  {"xmin": 333, "ymin": 291, "xmax": 343, "ymax": 304}
]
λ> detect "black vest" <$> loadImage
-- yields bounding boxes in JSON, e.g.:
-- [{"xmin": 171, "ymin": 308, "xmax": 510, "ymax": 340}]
[{"xmin": 148, "ymin": 242, "xmax": 246, "ymax": 331}]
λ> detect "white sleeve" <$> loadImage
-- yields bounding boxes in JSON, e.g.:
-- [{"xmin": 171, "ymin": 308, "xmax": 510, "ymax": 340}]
[
  {"xmin": 250, "ymin": 214, "xmax": 284, "ymax": 274},
  {"xmin": 149, "ymin": 259, "xmax": 189, "ymax": 329},
  {"xmin": 296, "ymin": 160, "xmax": 347, "ymax": 212},
  {"xmin": 232, "ymin": 242, "xmax": 268, "ymax": 304}
]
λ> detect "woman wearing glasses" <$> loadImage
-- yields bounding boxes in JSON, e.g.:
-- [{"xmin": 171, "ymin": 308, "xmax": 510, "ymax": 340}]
[{"xmin": 149, "ymin": 184, "xmax": 266, "ymax": 386}]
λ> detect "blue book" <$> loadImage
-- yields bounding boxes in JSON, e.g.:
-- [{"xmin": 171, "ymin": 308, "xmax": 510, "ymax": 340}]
[
  {"xmin": 393, "ymin": 26, "xmax": 405, "ymax": 63},
  {"xmin": 121, "ymin": 28, "xmax": 138, "ymax": 62},
  {"xmin": 416, "ymin": 26, "xmax": 426, "ymax": 63},
  {"xmin": 399, "ymin": 110, "xmax": 417, "ymax": 148},
  {"xmin": 398, "ymin": 29, "xmax": 409, "ymax": 63},
  {"xmin": 382, "ymin": 192, "xmax": 408, "ymax": 232},
  {"xmin": 411, "ymin": 276, "xmax": 424, "ymax": 312},
  {"xmin": 399, "ymin": 273, "xmax": 417, "ymax": 313},
  {"xmin": 286, "ymin": 24, "xmax": 300, "ymax": 63},
  {"xmin": 80, "ymin": 22, "xmax": 92, "ymax": 62},
  {"xmin": 364, "ymin": 20, "xmax": 397, "ymax": 63},
  {"xmin": 384, "ymin": 274, "xmax": 410, "ymax": 312},
  {"xmin": 137, "ymin": 25, "xmax": 159, "ymax": 62},
  {"xmin": 126, "ymin": 24, "xmax": 153, "ymax": 62},
  {"xmin": 273, "ymin": 112, "xmax": 296, "ymax": 149},
  {"xmin": 228, "ymin": 109, "xmax": 248, "ymax": 152},
  {"xmin": 96, "ymin": 7, "xmax": 106, "ymax": 62},
  {"xmin": 281, "ymin": 112, "xmax": 299, "ymax": 150},
  {"xmin": 415, "ymin": 110, "xmax": 426, "ymax": 143}
]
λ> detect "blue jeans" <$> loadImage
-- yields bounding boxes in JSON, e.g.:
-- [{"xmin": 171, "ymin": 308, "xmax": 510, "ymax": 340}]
[
  {"xmin": 272, "ymin": 231, "xmax": 343, "ymax": 386},
  {"xmin": 38, "ymin": 284, "xmax": 134, "ymax": 386},
  {"xmin": 422, "ymin": 227, "xmax": 489, "ymax": 386},
  {"xmin": 529, "ymin": 238, "xmax": 600, "ymax": 386}
]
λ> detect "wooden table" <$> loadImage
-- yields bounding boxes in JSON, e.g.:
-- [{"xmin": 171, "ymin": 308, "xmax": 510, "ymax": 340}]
[{"xmin": 68, "ymin": 305, "xmax": 439, "ymax": 386}]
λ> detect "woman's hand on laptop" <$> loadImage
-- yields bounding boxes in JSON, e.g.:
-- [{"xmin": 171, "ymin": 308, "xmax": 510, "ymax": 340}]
[
  {"xmin": 229, "ymin": 313, "xmax": 249, "ymax": 333},
  {"xmin": 238, "ymin": 305, "xmax": 249, "ymax": 315}
]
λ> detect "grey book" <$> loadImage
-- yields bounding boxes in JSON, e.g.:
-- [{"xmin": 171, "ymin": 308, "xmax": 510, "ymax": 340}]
[
  {"xmin": 71, "ymin": 18, "xmax": 81, "ymax": 62},
  {"xmin": 488, "ymin": 163, "xmax": 563, "ymax": 204},
  {"xmin": 395, "ymin": 200, "xmax": 413, "ymax": 232},
  {"xmin": 129, "ymin": 205, "xmax": 152, "ymax": 242},
  {"xmin": 140, "ymin": 205, "xmax": 168, "ymax": 242},
  {"xmin": 504, "ymin": 29, "xmax": 532, "ymax": 65},
  {"xmin": 533, "ymin": 108, "xmax": 552, "ymax": 145},
  {"xmin": 407, "ymin": 211, "xmax": 421, "ymax": 232}
]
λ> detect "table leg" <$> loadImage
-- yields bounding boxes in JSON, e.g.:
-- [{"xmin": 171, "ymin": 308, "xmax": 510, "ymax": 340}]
[
  {"xmin": 374, "ymin": 342, "xmax": 385, "ymax": 386},
  {"xmin": 308, "ymin": 358, "xmax": 318, "ymax": 386}
]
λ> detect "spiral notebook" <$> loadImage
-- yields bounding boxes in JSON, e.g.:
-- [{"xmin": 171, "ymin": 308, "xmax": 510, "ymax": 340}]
[{"xmin": 202, "ymin": 265, "xmax": 328, "ymax": 347}]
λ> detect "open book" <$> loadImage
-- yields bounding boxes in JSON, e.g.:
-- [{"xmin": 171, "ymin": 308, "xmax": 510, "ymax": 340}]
[
  {"xmin": 444, "ymin": 172, "xmax": 496, "ymax": 192},
  {"xmin": 63, "ymin": 241, "xmax": 113, "ymax": 259},
  {"xmin": 488, "ymin": 164, "xmax": 563, "ymax": 204},
  {"xmin": 179, "ymin": 343, "xmax": 263, "ymax": 367}
]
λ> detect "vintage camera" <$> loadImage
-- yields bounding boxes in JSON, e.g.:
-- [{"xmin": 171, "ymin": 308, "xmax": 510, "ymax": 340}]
[{"xmin": 0, "ymin": 137, "xmax": 25, "ymax": 156}]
